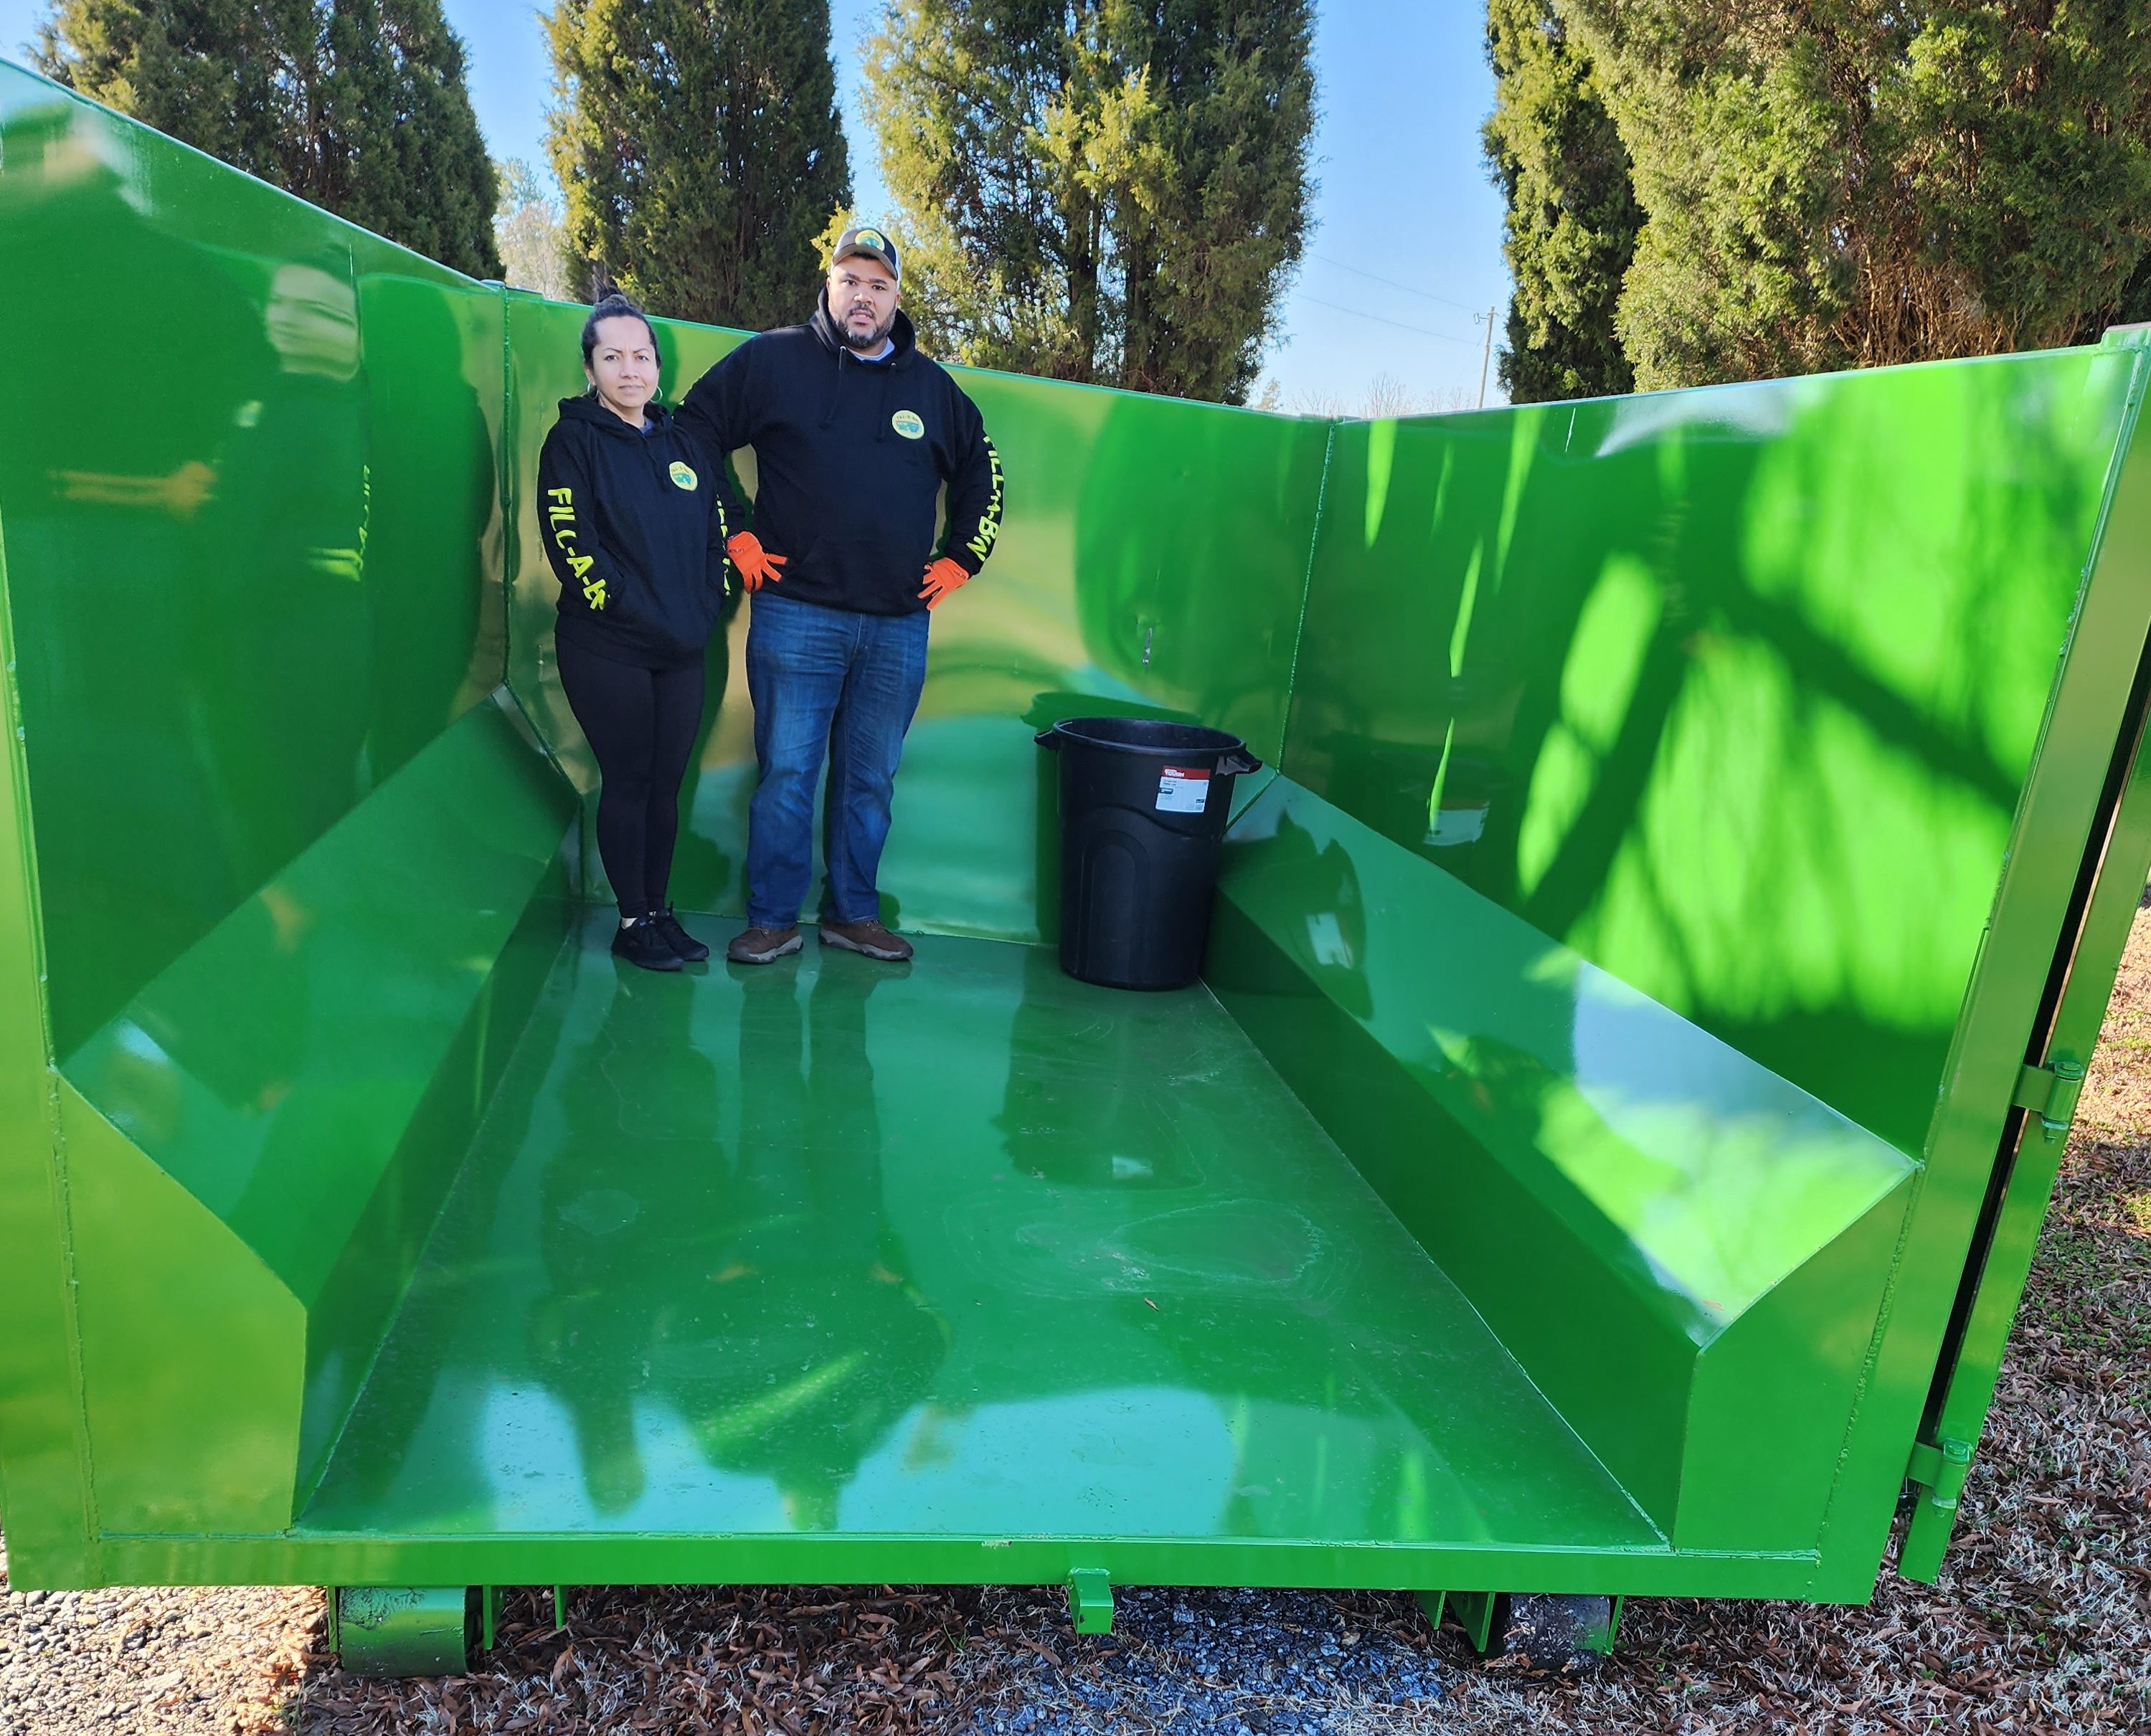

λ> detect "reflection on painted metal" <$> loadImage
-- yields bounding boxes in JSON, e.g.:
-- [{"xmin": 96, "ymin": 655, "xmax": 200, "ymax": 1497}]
[{"xmin": 4, "ymin": 55, "xmax": 2151, "ymax": 1612}]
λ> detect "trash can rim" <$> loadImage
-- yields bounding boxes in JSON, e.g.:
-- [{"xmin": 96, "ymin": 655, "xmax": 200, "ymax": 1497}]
[{"xmin": 1040, "ymin": 716, "xmax": 1251, "ymax": 756}]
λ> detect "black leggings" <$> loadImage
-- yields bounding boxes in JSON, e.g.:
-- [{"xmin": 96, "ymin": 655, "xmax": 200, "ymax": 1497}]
[{"xmin": 557, "ymin": 639, "xmax": 706, "ymax": 919}]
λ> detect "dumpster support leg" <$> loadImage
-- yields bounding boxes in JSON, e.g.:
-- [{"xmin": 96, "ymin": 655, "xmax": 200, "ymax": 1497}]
[
  {"xmin": 333, "ymin": 1587, "xmax": 473, "ymax": 1676},
  {"xmin": 1067, "ymin": 1569, "xmax": 1114, "ymax": 1634},
  {"xmin": 1439, "ymin": 1589, "xmax": 1501, "ymax": 1656}
]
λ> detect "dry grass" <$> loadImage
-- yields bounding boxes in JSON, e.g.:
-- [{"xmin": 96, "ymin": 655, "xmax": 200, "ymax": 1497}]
[{"xmin": 298, "ymin": 1586, "xmax": 973, "ymax": 1733}]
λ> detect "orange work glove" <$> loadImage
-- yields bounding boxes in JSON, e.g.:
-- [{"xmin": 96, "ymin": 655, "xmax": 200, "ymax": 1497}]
[
  {"xmin": 727, "ymin": 531, "xmax": 787, "ymax": 592},
  {"xmin": 919, "ymin": 556, "xmax": 970, "ymax": 609}
]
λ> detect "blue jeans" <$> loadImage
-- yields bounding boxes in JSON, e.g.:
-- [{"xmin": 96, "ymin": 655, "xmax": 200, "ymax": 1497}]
[{"xmin": 744, "ymin": 591, "xmax": 930, "ymax": 928}]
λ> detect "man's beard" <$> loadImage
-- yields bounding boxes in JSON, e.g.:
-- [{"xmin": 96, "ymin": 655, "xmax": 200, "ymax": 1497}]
[{"xmin": 842, "ymin": 305, "xmax": 896, "ymax": 351}]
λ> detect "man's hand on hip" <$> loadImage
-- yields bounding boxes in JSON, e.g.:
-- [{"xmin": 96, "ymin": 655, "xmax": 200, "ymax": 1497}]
[
  {"xmin": 920, "ymin": 557, "xmax": 970, "ymax": 609},
  {"xmin": 728, "ymin": 531, "xmax": 788, "ymax": 592}
]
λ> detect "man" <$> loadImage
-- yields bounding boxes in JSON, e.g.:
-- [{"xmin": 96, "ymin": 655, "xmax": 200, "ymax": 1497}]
[{"xmin": 678, "ymin": 227, "xmax": 1004, "ymax": 966}]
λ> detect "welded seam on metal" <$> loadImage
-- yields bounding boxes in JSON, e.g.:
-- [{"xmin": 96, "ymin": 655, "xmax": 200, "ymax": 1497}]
[
  {"xmin": 487, "ymin": 287, "xmax": 587, "ymax": 904},
  {"xmin": 0, "ymin": 503, "xmax": 104, "ymax": 1563},
  {"xmin": 496, "ymin": 285, "xmax": 519, "ymax": 699},
  {"xmin": 1269, "ymin": 415, "xmax": 1339, "ymax": 795}
]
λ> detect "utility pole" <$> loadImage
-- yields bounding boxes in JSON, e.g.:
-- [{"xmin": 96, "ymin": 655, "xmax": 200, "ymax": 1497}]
[{"xmin": 1477, "ymin": 306, "xmax": 1496, "ymax": 409}]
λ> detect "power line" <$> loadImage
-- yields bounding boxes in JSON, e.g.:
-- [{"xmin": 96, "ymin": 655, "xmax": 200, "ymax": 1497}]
[
  {"xmin": 1295, "ymin": 293, "xmax": 1479, "ymax": 347},
  {"xmin": 1310, "ymin": 252, "xmax": 1485, "ymax": 318}
]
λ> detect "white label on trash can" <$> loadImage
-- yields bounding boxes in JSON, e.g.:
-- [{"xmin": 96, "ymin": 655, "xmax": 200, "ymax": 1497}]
[{"xmin": 1156, "ymin": 765, "xmax": 1211, "ymax": 812}]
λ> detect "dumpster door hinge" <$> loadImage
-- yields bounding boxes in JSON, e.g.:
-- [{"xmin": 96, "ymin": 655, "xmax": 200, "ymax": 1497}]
[
  {"xmin": 1900, "ymin": 1435, "xmax": 1976, "ymax": 1583},
  {"xmin": 1906, "ymin": 1436, "xmax": 1972, "ymax": 1507},
  {"xmin": 2010, "ymin": 1056, "xmax": 2086, "ymax": 1143}
]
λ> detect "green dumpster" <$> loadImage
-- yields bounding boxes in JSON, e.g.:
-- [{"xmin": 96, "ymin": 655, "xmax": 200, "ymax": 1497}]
[{"xmin": 3, "ymin": 59, "xmax": 2148, "ymax": 1676}]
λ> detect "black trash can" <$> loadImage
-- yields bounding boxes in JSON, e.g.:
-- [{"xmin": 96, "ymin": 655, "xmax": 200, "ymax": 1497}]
[{"xmin": 1036, "ymin": 716, "xmax": 1263, "ymax": 990}]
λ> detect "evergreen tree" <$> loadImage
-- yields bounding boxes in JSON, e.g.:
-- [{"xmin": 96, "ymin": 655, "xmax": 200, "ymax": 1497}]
[
  {"xmin": 1483, "ymin": 0, "xmax": 1637, "ymax": 402},
  {"xmin": 316, "ymin": 0, "xmax": 503, "ymax": 279},
  {"xmin": 35, "ymin": 0, "xmax": 501, "ymax": 279},
  {"xmin": 1563, "ymin": 1, "xmax": 2151, "ymax": 387},
  {"xmin": 547, "ymin": 0, "xmax": 852, "ymax": 328},
  {"xmin": 865, "ymin": 0, "xmax": 1316, "ymax": 404},
  {"xmin": 34, "ymin": 0, "xmax": 312, "ymax": 184},
  {"xmin": 496, "ymin": 158, "xmax": 575, "ymax": 300}
]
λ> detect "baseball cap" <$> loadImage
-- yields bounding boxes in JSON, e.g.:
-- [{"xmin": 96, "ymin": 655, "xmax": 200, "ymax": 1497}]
[{"xmin": 832, "ymin": 225, "xmax": 900, "ymax": 280}]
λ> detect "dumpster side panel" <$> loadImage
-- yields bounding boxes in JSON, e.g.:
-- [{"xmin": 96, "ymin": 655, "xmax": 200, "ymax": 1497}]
[
  {"xmin": 0, "ymin": 65, "xmax": 509, "ymax": 1063},
  {"xmin": 1286, "ymin": 357, "xmax": 2135, "ymax": 1157},
  {"xmin": 1813, "ymin": 358, "xmax": 2151, "ymax": 1592},
  {"xmin": 62, "ymin": 1078, "xmax": 307, "ymax": 1535},
  {"xmin": 0, "ymin": 62, "xmax": 577, "ymax": 1570},
  {"xmin": 0, "ymin": 506, "xmax": 98, "ymax": 1587},
  {"xmin": 57, "ymin": 700, "xmax": 577, "ymax": 1524},
  {"xmin": 1901, "ymin": 600, "xmax": 2151, "ymax": 1576},
  {"xmin": 1209, "ymin": 777, "xmax": 1913, "ymax": 1547},
  {"xmin": 1276, "ymin": 352, "xmax": 2148, "ymax": 1584},
  {"xmin": 503, "ymin": 300, "xmax": 1330, "ymax": 937}
]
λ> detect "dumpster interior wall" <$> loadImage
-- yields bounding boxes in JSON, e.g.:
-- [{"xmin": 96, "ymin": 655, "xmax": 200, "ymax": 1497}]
[
  {"xmin": 6, "ymin": 58, "xmax": 2151, "ymax": 1605},
  {"xmin": 1214, "ymin": 361, "xmax": 2151, "ymax": 1580}
]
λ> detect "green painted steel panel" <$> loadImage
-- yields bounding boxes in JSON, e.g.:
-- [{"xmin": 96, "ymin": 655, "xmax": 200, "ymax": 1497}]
[
  {"xmin": 4, "ymin": 54, "xmax": 2149, "ymax": 1610},
  {"xmin": 303, "ymin": 919, "xmax": 1659, "ymax": 1562},
  {"xmin": 1287, "ymin": 361, "xmax": 2136, "ymax": 1157},
  {"xmin": 1207, "ymin": 774, "xmax": 1916, "ymax": 1550},
  {"xmin": 0, "ymin": 67, "xmax": 509, "ymax": 1061},
  {"xmin": 1904, "ymin": 603, "xmax": 2151, "ymax": 1577},
  {"xmin": 1811, "ymin": 340, "xmax": 2151, "ymax": 1595},
  {"xmin": 57, "ymin": 698, "xmax": 574, "ymax": 1532},
  {"xmin": 0, "ymin": 427, "xmax": 100, "ymax": 1588}
]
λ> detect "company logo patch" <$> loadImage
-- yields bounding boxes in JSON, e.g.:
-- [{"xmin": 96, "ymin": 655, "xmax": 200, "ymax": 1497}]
[
  {"xmin": 857, "ymin": 229, "xmax": 887, "ymax": 253},
  {"xmin": 892, "ymin": 409, "xmax": 925, "ymax": 440},
  {"xmin": 668, "ymin": 460, "xmax": 698, "ymax": 490}
]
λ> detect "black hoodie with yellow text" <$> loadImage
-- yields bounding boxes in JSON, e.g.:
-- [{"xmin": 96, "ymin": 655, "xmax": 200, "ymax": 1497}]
[
  {"xmin": 676, "ymin": 295, "xmax": 1003, "ymax": 617},
  {"xmin": 535, "ymin": 397, "xmax": 734, "ymax": 667}
]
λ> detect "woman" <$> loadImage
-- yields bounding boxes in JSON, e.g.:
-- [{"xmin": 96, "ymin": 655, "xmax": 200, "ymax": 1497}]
[{"xmin": 537, "ymin": 294, "xmax": 736, "ymax": 971}]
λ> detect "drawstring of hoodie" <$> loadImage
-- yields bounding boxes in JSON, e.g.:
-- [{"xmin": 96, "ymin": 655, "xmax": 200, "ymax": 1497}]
[
  {"xmin": 643, "ymin": 408, "xmax": 678, "ymax": 488},
  {"xmin": 813, "ymin": 288, "xmax": 914, "ymax": 433}
]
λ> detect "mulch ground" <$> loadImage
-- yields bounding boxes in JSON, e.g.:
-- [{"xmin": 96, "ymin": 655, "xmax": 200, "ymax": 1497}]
[{"xmin": 5, "ymin": 908, "xmax": 2148, "ymax": 1735}]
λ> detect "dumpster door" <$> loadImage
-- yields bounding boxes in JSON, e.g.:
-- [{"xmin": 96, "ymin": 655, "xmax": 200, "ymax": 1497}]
[{"xmin": 1901, "ymin": 622, "xmax": 2151, "ymax": 1582}]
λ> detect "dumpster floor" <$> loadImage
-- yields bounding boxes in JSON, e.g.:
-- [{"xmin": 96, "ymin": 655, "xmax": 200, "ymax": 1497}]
[{"xmin": 303, "ymin": 914, "xmax": 1662, "ymax": 1560}]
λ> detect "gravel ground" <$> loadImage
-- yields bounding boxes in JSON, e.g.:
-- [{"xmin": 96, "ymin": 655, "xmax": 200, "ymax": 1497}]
[
  {"xmin": 0, "ymin": 1542, "xmax": 313, "ymax": 1735},
  {"xmin": 6, "ymin": 906, "xmax": 2150, "ymax": 1735}
]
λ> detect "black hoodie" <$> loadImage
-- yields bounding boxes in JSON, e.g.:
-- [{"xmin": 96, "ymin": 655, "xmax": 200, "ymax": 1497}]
[
  {"xmin": 536, "ymin": 397, "xmax": 733, "ymax": 667},
  {"xmin": 676, "ymin": 293, "xmax": 1003, "ymax": 617}
]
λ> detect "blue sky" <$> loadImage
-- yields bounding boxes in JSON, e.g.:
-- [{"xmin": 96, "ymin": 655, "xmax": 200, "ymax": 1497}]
[{"xmin": 1, "ymin": 1, "xmax": 1512, "ymax": 407}]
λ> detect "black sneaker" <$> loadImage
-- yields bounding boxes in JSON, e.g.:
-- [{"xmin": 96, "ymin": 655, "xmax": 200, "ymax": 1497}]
[
  {"xmin": 652, "ymin": 907, "xmax": 710, "ymax": 962},
  {"xmin": 612, "ymin": 916, "xmax": 683, "ymax": 972}
]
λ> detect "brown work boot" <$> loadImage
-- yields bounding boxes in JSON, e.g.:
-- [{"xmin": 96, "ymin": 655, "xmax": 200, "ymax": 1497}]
[
  {"xmin": 818, "ymin": 916, "xmax": 914, "ymax": 962},
  {"xmin": 727, "ymin": 924, "xmax": 803, "ymax": 964}
]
